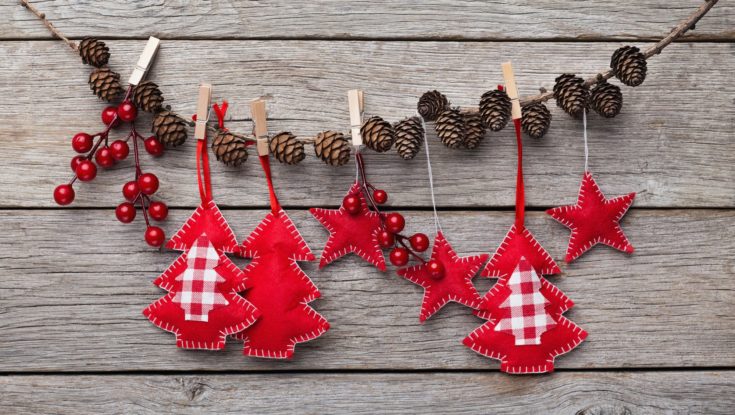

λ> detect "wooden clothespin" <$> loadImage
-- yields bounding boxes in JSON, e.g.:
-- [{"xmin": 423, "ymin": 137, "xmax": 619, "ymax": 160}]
[
  {"xmin": 347, "ymin": 89, "xmax": 364, "ymax": 146},
  {"xmin": 501, "ymin": 61, "xmax": 522, "ymax": 120},
  {"xmin": 128, "ymin": 36, "xmax": 161, "ymax": 86},
  {"xmin": 250, "ymin": 99, "xmax": 270, "ymax": 156},
  {"xmin": 194, "ymin": 83, "xmax": 212, "ymax": 141}
]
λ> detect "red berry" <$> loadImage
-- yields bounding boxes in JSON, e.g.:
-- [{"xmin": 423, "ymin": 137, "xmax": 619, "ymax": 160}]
[
  {"xmin": 427, "ymin": 259, "xmax": 445, "ymax": 279},
  {"xmin": 101, "ymin": 106, "xmax": 119, "ymax": 127},
  {"xmin": 409, "ymin": 233, "xmax": 430, "ymax": 252},
  {"xmin": 117, "ymin": 100, "xmax": 137, "ymax": 123},
  {"xmin": 377, "ymin": 229, "xmax": 395, "ymax": 248},
  {"xmin": 385, "ymin": 212, "xmax": 405, "ymax": 234},
  {"xmin": 145, "ymin": 226, "xmax": 165, "ymax": 247},
  {"xmin": 115, "ymin": 202, "xmax": 136, "ymax": 223},
  {"xmin": 110, "ymin": 140, "xmax": 129, "ymax": 161},
  {"xmin": 389, "ymin": 247, "xmax": 409, "ymax": 266},
  {"xmin": 144, "ymin": 136, "xmax": 164, "ymax": 157},
  {"xmin": 373, "ymin": 189, "xmax": 388, "ymax": 204},
  {"xmin": 148, "ymin": 201, "xmax": 168, "ymax": 221},
  {"xmin": 342, "ymin": 194, "xmax": 361, "ymax": 215},
  {"xmin": 53, "ymin": 184, "xmax": 75, "ymax": 205},
  {"xmin": 138, "ymin": 173, "xmax": 159, "ymax": 195},
  {"xmin": 75, "ymin": 159, "xmax": 97, "ymax": 181},
  {"xmin": 94, "ymin": 146, "xmax": 115, "ymax": 168},
  {"xmin": 70, "ymin": 155, "xmax": 85, "ymax": 172},
  {"xmin": 71, "ymin": 133, "xmax": 93, "ymax": 153},
  {"xmin": 122, "ymin": 181, "xmax": 140, "ymax": 201}
]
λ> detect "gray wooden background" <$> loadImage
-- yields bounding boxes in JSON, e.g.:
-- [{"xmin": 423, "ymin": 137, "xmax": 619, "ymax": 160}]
[{"xmin": 1, "ymin": 1, "xmax": 734, "ymax": 414}]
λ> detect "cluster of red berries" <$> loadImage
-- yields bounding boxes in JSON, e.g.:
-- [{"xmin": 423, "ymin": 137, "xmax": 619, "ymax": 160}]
[
  {"xmin": 53, "ymin": 91, "xmax": 168, "ymax": 247},
  {"xmin": 343, "ymin": 187, "xmax": 435, "ymax": 271}
]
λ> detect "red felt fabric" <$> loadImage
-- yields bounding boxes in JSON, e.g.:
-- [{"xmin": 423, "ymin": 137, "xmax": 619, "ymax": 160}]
[
  {"xmin": 165, "ymin": 200, "xmax": 240, "ymax": 255},
  {"xmin": 143, "ymin": 231, "xmax": 260, "ymax": 350},
  {"xmin": 482, "ymin": 224, "xmax": 561, "ymax": 279},
  {"xmin": 547, "ymin": 171, "xmax": 635, "ymax": 262},
  {"xmin": 310, "ymin": 181, "xmax": 386, "ymax": 271},
  {"xmin": 235, "ymin": 209, "xmax": 329, "ymax": 359},
  {"xmin": 397, "ymin": 231, "xmax": 488, "ymax": 322}
]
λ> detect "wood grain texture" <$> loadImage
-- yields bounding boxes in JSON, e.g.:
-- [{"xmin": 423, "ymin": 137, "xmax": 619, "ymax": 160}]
[
  {"xmin": 6, "ymin": 0, "xmax": 735, "ymax": 40},
  {"xmin": 2, "ymin": 372, "xmax": 734, "ymax": 414},
  {"xmin": 2, "ymin": 41, "xmax": 733, "ymax": 208},
  {"xmin": 1, "ymin": 209, "xmax": 733, "ymax": 372}
]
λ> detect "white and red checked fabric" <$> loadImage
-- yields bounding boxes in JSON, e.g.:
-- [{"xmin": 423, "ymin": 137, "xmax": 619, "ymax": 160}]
[
  {"xmin": 494, "ymin": 257, "xmax": 556, "ymax": 345},
  {"xmin": 173, "ymin": 234, "xmax": 228, "ymax": 322}
]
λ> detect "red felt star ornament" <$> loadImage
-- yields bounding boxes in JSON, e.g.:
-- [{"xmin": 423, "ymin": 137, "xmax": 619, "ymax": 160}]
[
  {"xmin": 482, "ymin": 223, "xmax": 561, "ymax": 280},
  {"xmin": 397, "ymin": 231, "xmax": 488, "ymax": 322},
  {"xmin": 310, "ymin": 181, "xmax": 386, "ymax": 271},
  {"xmin": 547, "ymin": 171, "xmax": 635, "ymax": 262}
]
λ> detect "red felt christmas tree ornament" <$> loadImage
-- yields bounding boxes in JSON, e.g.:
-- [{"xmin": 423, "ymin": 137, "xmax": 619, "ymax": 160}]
[
  {"xmin": 143, "ymin": 85, "xmax": 259, "ymax": 349},
  {"xmin": 464, "ymin": 63, "xmax": 587, "ymax": 374},
  {"xmin": 546, "ymin": 110, "xmax": 635, "ymax": 262},
  {"xmin": 311, "ymin": 90, "xmax": 424, "ymax": 271},
  {"xmin": 396, "ymin": 116, "xmax": 488, "ymax": 322},
  {"xmin": 234, "ymin": 99, "xmax": 329, "ymax": 358}
]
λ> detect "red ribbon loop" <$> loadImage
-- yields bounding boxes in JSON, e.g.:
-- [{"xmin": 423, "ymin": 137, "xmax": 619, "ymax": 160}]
[
  {"xmin": 513, "ymin": 118, "xmax": 525, "ymax": 228},
  {"xmin": 259, "ymin": 155, "xmax": 281, "ymax": 213}
]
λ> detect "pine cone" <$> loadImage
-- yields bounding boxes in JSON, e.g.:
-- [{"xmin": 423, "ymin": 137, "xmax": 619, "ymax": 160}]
[
  {"xmin": 417, "ymin": 90, "xmax": 450, "ymax": 121},
  {"xmin": 78, "ymin": 37, "xmax": 110, "ymax": 68},
  {"xmin": 88, "ymin": 68, "xmax": 123, "ymax": 101},
  {"xmin": 211, "ymin": 129, "xmax": 248, "ymax": 167},
  {"xmin": 521, "ymin": 103, "xmax": 552, "ymax": 139},
  {"xmin": 152, "ymin": 110, "xmax": 188, "ymax": 147},
  {"xmin": 611, "ymin": 46, "xmax": 647, "ymax": 87},
  {"xmin": 479, "ymin": 88, "xmax": 511, "ymax": 131},
  {"xmin": 269, "ymin": 132, "xmax": 305, "ymax": 165},
  {"xmin": 590, "ymin": 80, "xmax": 623, "ymax": 118},
  {"xmin": 553, "ymin": 74, "xmax": 589, "ymax": 117},
  {"xmin": 435, "ymin": 108, "xmax": 465, "ymax": 149},
  {"xmin": 314, "ymin": 131, "xmax": 351, "ymax": 166},
  {"xmin": 463, "ymin": 112, "xmax": 486, "ymax": 149},
  {"xmin": 132, "ymin": 81, "xmax": 164, "ymax": 113},
  {"xmin": 361, "ymin": 116, "xmax": 395, "ymax": 153},
  {"xmin": 393, "ymin": 116, "xmax": 424, "ymax": 160}
]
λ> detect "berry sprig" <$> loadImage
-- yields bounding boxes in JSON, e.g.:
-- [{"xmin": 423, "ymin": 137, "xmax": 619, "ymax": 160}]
[
  {"xmin": 346, "ymin": 153, "xmax": 438, "ymax": 273},
  {"xmin": 53, "ymin": 86, "xmax": 169, "ymax": 247}
]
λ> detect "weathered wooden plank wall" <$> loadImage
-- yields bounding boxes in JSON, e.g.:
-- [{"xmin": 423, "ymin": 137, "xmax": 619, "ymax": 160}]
[{"xmin": 1, "ymin": 1, "xmax": 733, "ymax": 414}]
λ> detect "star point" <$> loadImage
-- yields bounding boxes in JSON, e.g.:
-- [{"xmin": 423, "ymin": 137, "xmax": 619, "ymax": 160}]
[{"xmin": 547, "ymin": 171, "xmax": 635, "ymax": 263}]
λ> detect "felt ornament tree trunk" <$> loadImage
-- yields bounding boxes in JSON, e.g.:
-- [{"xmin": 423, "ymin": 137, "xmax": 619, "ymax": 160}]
[
  {"xmin": 235, "ymin": 100, "xmax": 329, "ymax": 358},
  {"xmin": 546, "ymin": 110, "xmax": 635, "ymax": 262},
  {"xmin": 143, "ymin": 92, "xmax": 259, "ymax": 349},
  {"xmin": 464, "ymin": 65, "xmax": 587, "ymax": 374}
]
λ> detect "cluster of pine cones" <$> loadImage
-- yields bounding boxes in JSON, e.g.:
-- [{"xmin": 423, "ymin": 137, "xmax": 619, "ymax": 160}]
[
  {"xmin": 419, "ymin": 45, "xmax": 647, "ymax": 140},
  {"xmin": 79, "ymin": 38, "xmax": 188, "ymax": 148},
  {"xmin": 418, "ymin": 88, "xmax": 510, "ymax": 148},
  {"xmin": 210, "ymin": 115, "xmax": 427, "ymax": 167}
]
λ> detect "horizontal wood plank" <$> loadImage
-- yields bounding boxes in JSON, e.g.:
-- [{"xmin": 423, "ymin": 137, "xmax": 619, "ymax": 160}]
[
  {"xmin": 0, "ymin": 209, "xmax": 733, "ymax": 372},
  {"xmin": 6, "ymin": 0, "xmax": 734, "ymax": 40},
  {"xmin": 2, "ymin": 372, "xmax": 734, "ymax": 414},
  {"xmin": 2, "ymin": 41, "xmax": 733, "ymax": 208}
]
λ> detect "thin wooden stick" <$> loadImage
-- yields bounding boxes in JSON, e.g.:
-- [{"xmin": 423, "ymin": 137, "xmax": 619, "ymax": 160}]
[
  {"xmin": 19, "ymin": 0, "xmax": 77, "ymax": 51},
  {"xmin": 517, "ymin": 0, "xmax": 718, "ymax": 106}
]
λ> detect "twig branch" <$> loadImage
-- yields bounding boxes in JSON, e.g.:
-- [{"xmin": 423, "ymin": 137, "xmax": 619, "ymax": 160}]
[
  {"xmin": 516, "ymin": 0, "xmax": 718, "ymax": 106},
  {"xmin": 19, "ymin": 0, "xmax": 77, "ymax": 51}
]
